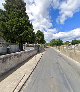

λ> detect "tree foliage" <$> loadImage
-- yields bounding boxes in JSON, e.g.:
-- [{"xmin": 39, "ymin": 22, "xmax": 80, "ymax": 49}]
[
  {"xmin": 0, "ymin": 0, "xmax": 35, "ymax": 50},
  {"xmin": 64, "ymin": 41, "xmax": 70, "ymax": 46},
  {"xmin": 36, "ymin": 30, "xmax": 45, "ymax": 44},
  {"xmin": 50, "ymin": 39, "xmax": 63, "ymax": 46},
  {"xmin": 71, "ymin": 39, "xmax": 80, "ymax": 45}
]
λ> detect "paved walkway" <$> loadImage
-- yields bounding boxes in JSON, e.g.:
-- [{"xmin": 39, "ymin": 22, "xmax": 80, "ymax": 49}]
[
  {"xmin": 21, "ymin": 48, "xmax": 80, "ymax": 92},
  {"xmin": 0, "ymin": 52, "xmax": 44, "ymax": 92}
]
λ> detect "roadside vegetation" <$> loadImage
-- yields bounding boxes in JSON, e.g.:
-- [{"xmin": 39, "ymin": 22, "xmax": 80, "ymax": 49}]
[{"xmin": 47, "ymin": 39, "xmax": 80, "ymax": 47}]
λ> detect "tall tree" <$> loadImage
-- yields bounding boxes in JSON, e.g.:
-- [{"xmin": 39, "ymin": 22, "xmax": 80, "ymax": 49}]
[
  {"xmin": 0, "ymin": 9, "xmax": 5, "ymax": 38},
  {"xmin": 36, "ymin": 30, "xmax": 45, "ymax": 44},
  {"xmin": 0, "ymin": 0, "xmax": 35, "ymax": 51}
]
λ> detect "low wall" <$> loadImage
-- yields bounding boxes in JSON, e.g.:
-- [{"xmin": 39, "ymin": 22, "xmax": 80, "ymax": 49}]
[
  {"xmin": 55, "ymin": 46, "xmax": 80, "ymax": 63},
  {"xmin": 0, "ymin": 49, "xmax": 37, "ymax": 76},
  {"xmin": 0, "ymin": 46, "xmax": 7, "ymax": 55},
  {"xmin": 9, "ymin": 44, "xmax": 19, "ymax": 53}
]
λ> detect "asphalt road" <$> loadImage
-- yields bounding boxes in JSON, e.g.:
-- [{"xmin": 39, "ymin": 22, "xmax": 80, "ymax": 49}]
[{"xmin": 21, "ymin": 48, "xmax": 80, "ymax": 92}]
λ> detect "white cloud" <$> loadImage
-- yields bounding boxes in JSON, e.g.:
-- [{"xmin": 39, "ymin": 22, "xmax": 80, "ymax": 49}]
[
  {"xmin": 25, "ymin": 0, "xmax": 52, "ymax": 32},
  {"xmin": 58, "ymin": 0, "xmax": 80, "ymax": 24},
  {"xmin": 44, "ymin": 28, "xmax": 80, "ymax": 42},
  {"xmin": 44, "ymin": 28, "xmax": 58, "ymax": 42},
  {"xmin": 52, "ymin": 28, "xmax": 80, "ymax": 41},
  {"xmin": 25, "ymin": 0, "xmax": 80, "ymax": 27},
  {"xmin": 25, "ymin": 0, "xmax": 62, "ymax": 31},
  {"xmin": 25, "ymin": 0, "xmax": 61, "ymax": 42},
  {"xmin": 0, "ymin": 0, "xmax": 5, "ymax": 9}
]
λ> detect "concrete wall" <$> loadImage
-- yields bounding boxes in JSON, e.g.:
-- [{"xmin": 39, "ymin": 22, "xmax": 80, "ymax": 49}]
[
  {"xmin": 56, "ymin": 45, "xmax": 80, "ymax": 63},
  {"xmin": 0, "ymin": 46, "xmax": 7, "ymax": 55},
  {"xmin": 9, "ymin": 44, "xmax": 19, "ymax": 53},
  {"xmin": 0, "ymin": 44, "xmax": 19, "ymax": 55},
  {"xmin": 0, "ymin": 43, "xmax": 7, "ymax": 55},
  {"xmin": 0, "ymin": 49, "xmax": 37, "ymax": 76}
]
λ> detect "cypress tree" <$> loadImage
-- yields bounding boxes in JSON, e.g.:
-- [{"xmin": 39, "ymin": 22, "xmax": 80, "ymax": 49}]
[{"xmin": 0, "ymin": 0, "xmax": 35, "ymax": 51}]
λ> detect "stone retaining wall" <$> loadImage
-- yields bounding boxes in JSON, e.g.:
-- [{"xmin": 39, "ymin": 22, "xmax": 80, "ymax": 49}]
[
  {"xmin": 0, "ymin": 49, "xmax": 37, "ymax": 76},
  {"xmin": 56, "ymin": 46, "xmax": 80, "ymax": 63}
]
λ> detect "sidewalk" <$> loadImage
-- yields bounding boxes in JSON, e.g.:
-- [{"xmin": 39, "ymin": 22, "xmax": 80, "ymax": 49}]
[{"xmin": 0, "ymin": 52, "xmax": 45, "ymax": 92}]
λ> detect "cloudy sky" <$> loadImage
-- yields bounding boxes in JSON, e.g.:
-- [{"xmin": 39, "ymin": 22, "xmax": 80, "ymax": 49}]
[{"xmin": 0, "ymin": 0, "xmax": 80, "ymax": 42}]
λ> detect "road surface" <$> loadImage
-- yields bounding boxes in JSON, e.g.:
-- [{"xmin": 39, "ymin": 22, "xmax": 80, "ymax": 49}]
[{"xmin": 21, "ymin": 48, "xmax": 80, "ymax": 92}]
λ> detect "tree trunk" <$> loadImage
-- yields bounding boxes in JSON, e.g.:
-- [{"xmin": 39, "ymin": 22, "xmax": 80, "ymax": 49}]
[{"xmin": 19, "ymin": 42, "xmax": 23, "ymax": 51}]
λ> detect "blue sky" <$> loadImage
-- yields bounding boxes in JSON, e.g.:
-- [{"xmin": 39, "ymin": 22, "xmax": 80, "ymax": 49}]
[
  {"xmin": 0, "ymin": 0, "xmax": 80, "ymax": 42},
  {"xmin": 49, "ymin": 7, "xmax": 80, "ymax": 32}
]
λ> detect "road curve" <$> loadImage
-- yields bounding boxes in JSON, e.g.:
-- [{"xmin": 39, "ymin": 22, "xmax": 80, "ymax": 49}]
[{"xmin": 21, "ymin": 48, "xmax": 80, "ymax": 92}]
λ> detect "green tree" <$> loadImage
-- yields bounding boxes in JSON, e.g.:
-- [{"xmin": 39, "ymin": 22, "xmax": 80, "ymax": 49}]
[
  {"xmin": 64, "ymin": 41, "xmax": 70, "ymax": 46},
  {"xmin": 50, "ymin": 39, "xmax": 56, "ymax": 46},
  {"xmin": 36, "ymin": 30, "xmax": 45, "ymax": 44},
  {"xmin": 0, "ymin": 0, "xmax": 35, "ymax": 51},
  {"xmin": 50, "ymin": 39, "xmax": 63, "ymax": 46},
  {"xmin": 0, "ymin": 9, "xmax": 5, "ymax": 37},
  {"xmin": 71, "ymin": 39, "xmax": 79, "ymax": 45}
]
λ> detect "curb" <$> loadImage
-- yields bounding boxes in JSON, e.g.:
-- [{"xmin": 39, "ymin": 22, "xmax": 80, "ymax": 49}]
[{"xmin": 12, "ymin": 52, "xmax": 45, "ymax": 92}]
